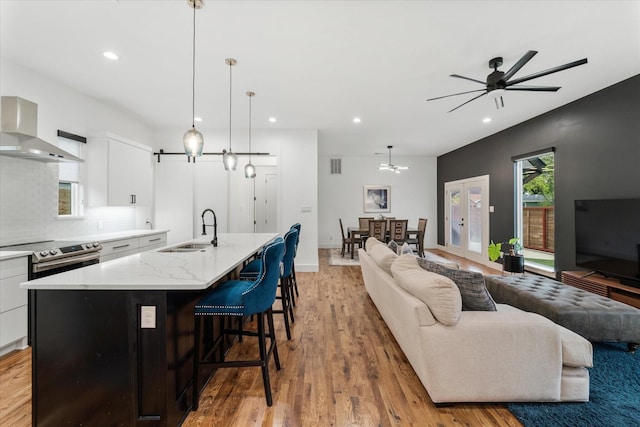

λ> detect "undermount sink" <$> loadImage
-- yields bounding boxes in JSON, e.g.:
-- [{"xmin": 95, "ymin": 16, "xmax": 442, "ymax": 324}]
[{"xmin": 158, "ymin": 242, "xmax": 212, "ymax": 253}]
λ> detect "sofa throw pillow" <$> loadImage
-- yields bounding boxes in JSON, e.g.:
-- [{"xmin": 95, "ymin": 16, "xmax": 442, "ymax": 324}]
[
  {"xmin": 418, "ymin": 260, "xmax": 497, "ymax": 311},
  {"xmin": 387, "ymin": 240, "xmax": 399, "ymax": 254},
  {"xmin": 365, "ymin": 236, "xmax": 384, "ymax": 252},
  {"xmin": 400, "ymin": 242, "xmax": 414, "ymax": 255},
  {"xmin": 369, "ymin": 243, "xmax": 398, "ymax": 275},
  {"xmin": 391, "ymin": 254, "xmax": 462, "ymax": 326}
]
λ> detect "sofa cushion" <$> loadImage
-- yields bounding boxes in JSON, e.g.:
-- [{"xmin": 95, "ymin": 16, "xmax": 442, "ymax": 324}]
[
  {"xmin": 417, "ymin": 253, "xmax": 460, "ymax": 270},
  {"xmin": 391, "ymin": 254, "xmax": 462, "ymax": 326},
  {"xmin": 369, "ymin": 244, "xmax": 398, "ymax": 275},
  {"xmin": 418, "ymin": 260, "xmax": 497, "ymax": 311},
  {"xmin": 365, "ymin": 236, "xmax": 384, "ymax": 252}
]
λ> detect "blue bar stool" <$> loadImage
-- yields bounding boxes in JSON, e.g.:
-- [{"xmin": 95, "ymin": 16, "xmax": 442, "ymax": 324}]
[
  {"xmin": 192, "ymin": 237, "xmax": 285, "ymax": 408},
  {"xmin": 239, "ymin": 228, "xmax": 297, "ymax": 340},
  {"xmin": 290, "ymin": 223, "xmax": 301, "ymax": 301}
]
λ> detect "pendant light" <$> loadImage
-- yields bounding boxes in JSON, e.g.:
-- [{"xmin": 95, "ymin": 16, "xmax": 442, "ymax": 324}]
[
  {"xmin": 222, "ymin": 58, "xmax": 238, "ymax": 170},
  {"xmin": 183, "ymin": 0, "xmax": 204, "ymax": 158},
  {"xmin": 244, "ymin": 91, "xmax": 256, "ymax": 179},
  {"xmin": 378, "ymin": 145, "xmax": 409, "ymax": 174}
]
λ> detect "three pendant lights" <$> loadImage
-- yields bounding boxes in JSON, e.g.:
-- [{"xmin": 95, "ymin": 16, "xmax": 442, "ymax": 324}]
[{"xmin": 182, "ymin": 0, "xmax": 256, "ymax": 179}]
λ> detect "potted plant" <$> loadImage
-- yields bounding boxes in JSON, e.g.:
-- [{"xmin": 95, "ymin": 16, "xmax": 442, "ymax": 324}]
[{"xmin": 488, "ymin": 238, "xmax": 524, "ymax": 273}]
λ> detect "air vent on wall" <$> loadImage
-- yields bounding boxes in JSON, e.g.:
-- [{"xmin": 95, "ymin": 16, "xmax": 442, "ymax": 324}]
[{"xmin": 330, "ymin": 158, "xmax": 342, "ymax": 174}]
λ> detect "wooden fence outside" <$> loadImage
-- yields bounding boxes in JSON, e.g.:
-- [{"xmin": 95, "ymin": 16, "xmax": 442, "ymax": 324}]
[{"xmin": 523, "ymin": 207, "xmax": 554, "ymax": 252}]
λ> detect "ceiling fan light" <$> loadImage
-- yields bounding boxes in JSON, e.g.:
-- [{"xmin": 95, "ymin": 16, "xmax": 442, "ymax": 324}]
[{"xmin": 488, "ymin": 88, "xmax": 505, "ymax": 99}]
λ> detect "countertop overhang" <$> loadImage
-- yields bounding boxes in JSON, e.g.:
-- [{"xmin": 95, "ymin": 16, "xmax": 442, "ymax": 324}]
[{"xmin": 21, "ymin": 233, "xmax": 278, "ymax": 291}]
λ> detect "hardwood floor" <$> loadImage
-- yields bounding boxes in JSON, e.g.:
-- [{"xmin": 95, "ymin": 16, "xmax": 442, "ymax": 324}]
[{"xmin": 0, "ymin": 249, "xmax": 521, "ymax": 427}]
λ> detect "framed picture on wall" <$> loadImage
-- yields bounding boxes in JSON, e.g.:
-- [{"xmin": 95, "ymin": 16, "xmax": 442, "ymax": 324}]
[{"xmin": 363, "ymin": 185, "xmax": 391, "ymax": 213}]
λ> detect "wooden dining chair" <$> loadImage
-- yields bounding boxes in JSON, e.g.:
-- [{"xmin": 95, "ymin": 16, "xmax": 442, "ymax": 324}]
[
  {"xmin": 368, "ymin": 219, "xmax": 387, "ymax": 243},
  {"xmin": 359, "ymin": 217, "xmax": 374, "ymax": 230},
  {"xmin": 407, "ymin": 218, "xmax": 428, "ymax": 257},
  {"xmin": 339, "ymin": 218, "xmax": 362, "ymax": 257},
  {"xmin": 388, "ymin": 219, "xmax": 408, "ymax": 244}
]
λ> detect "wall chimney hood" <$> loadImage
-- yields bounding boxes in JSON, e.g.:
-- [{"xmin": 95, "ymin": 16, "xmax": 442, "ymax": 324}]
[{"xmin": 0, "ymin": 96, "xmax": 83, "ymax": 162}]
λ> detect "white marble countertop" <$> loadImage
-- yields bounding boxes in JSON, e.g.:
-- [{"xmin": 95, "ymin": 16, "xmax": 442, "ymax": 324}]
[
  {"xmin": 0, "ymin": 250, "xmax": 32, "ymax": 261},
  {"xmin": 65, "ymin": 229, "xmax": 170, "ymax": 243},
  {"xmin": 21, "ymin": 233, "xmax": 278, "ymax": 291}
]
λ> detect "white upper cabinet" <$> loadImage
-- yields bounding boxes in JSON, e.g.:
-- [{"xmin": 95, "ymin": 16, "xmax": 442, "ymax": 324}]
[{"xmin": 86, "ymin": 134, "xmax": 153, "ymax": 206}]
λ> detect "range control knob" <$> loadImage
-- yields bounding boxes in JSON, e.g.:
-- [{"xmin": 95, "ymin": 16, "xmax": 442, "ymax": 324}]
[
  {"xmin": 40, "ymin": 251, "xmax": 49, "ymax": 257},
  {"xmin": 49, "ymin": 250, "xmax": 58, "ymax": 256},
  {"xmin": 93, "ymin": 242, "xmax": 100, "ymax": 248}
]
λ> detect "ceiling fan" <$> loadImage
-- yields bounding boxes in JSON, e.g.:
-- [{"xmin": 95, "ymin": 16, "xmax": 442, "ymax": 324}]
[
  {"xmin": 426, "ymin": 51, "xmax": 588, "ymax": 112},
  {"xmin": 379, "ymin": 145, "xmax": 408, "ymax": 174}
]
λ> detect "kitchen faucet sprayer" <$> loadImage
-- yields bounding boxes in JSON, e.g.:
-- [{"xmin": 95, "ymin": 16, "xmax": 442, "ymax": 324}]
[{"xmin": 201, "ymin": 209, "xmax": 218, "ymax": 247}]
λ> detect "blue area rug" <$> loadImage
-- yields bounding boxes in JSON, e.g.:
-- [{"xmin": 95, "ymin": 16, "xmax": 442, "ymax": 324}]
[{"xmin": 507, "ymin": 342, "xmax": 639, "ymax": 427}]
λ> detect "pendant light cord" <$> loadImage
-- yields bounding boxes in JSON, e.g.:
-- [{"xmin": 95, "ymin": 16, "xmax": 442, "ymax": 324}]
[
  {"xmin": 248, "ymin": 94, "xmax": 252, "ymax": 162},
  {"xmin": 228, "ymin": 62, "xmax": 232, "ymax": 150},
  {"xmin": 191, "ymin": 4, "xmax": 196, "ymax": 129}
]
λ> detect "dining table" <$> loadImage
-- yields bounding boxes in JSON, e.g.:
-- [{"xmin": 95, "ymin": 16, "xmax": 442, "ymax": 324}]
[{"xmin": 347, "ymin": 226, "xmax": 420, "ymax": 259}]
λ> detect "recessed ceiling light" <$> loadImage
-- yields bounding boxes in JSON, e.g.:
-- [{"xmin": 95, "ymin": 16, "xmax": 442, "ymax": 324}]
[
  {"xmin": 353, "ymin": 117, "xmax": 361, "ymax": 123},
  {"xmin": 268, "ymin": 117, "xmax": 277, "ymax": 123},
  {"xmin": 103, "ymin": 51, "xmax": 119, "ymax": 60},
  {"xmin": 194, "ymin": 117, "xmax": 202, "ymax": 122},
  {"xmin": 482, "ymin": 117, "xmax": 492, "ymax": 123}
]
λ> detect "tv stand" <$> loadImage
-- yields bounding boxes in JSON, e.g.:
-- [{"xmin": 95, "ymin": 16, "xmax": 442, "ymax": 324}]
[{"xmin": 562, "ymin": 271, "xmax": 640, "ymax": 309}]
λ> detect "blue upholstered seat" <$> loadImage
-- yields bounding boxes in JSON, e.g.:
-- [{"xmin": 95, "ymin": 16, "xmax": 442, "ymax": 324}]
[{"xmin": 192, "ymin": 236, "xmax": 285, "ymax": 408}]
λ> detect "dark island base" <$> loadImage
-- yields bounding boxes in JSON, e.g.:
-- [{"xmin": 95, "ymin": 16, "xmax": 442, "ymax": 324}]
[{"xmin": 31, "ymin": 288, "xmax": 230, "ymax": 427}]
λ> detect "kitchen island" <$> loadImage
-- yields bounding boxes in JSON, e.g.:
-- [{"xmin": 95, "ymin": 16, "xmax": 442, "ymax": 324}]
[{"xmin": 21, "ymin": 233, "xmax": 278, "ymax": 427}]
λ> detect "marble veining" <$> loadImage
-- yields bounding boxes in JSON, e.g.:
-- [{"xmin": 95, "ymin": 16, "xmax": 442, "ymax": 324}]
[{"xmin": 21, "ymin": 233, "xmax": 278, "ymax": 291}]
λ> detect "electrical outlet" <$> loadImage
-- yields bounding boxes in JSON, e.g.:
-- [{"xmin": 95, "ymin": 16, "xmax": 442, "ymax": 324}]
[{"xmin": 141, "ymin": 306, "xmax": 156, "ymax": 329}]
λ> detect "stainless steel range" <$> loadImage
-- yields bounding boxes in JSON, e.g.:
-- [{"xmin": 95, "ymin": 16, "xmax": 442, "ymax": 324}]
[{"xmin": 1, "ymin": 239, "xmax": 102, "ymax": 279}]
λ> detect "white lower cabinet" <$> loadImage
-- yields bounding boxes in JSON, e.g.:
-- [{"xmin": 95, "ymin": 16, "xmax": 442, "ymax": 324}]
[
  {"xmin": 0, "ymin": 256, "xmax": 29, "ymax": 356},
  {"xmin": 100, "ymin": 232, "xmax": 167, "ymax": 262}
]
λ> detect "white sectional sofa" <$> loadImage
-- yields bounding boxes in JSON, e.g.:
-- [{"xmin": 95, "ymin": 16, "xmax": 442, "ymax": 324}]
[{"xmin": 358, "ymin": 239, "xmax": 593, "ymax": 403}]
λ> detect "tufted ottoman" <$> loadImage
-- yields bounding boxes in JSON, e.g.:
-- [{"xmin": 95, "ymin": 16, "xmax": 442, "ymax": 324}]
[{"xmin": 484, "ymin": 274, "xmax": 640, "ymax": 352}]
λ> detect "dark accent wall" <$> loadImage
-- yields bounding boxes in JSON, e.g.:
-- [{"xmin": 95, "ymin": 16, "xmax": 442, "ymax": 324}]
[{"xmin": 437, "ymin": 74, "xmax": 640, "ymax": 275}]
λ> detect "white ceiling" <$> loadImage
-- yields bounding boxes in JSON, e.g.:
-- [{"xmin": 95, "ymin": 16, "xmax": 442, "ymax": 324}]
[{"xmin": 1, "ymin": 1, "xmax": 639, "ymax": 157}]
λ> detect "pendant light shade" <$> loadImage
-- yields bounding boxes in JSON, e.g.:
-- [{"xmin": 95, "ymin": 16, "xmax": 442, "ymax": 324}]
[
  {"xmin": 183, "ymin": 0, "xmax": 204, "ymax": 158},
  {"xmin": 223, "ymin": 58, "xmax": 237, "ymax": 170},
  {"xmin": 244, "ymin": 91, "xmax": 256, "ymax": 179}
]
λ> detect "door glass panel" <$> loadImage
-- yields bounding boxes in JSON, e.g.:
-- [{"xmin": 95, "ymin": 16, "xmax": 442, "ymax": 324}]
[
  {"xmin": 450, "ymin": 190, "xmax": 461, "ymax": 248},
  {"xmin": 467, "ymin": 185, "xmax": 482, "ymax": 254}
]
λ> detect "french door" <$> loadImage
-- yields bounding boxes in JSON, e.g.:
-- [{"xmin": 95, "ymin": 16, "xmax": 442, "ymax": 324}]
[{"xmin": 444, "ymin": 175, "xmax": 489, "ymax": 264}]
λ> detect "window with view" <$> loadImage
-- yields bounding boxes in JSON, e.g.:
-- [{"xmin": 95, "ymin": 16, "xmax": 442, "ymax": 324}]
[{"xmin": 57, "ymin": 135, "xmax": 85, "ymax": 216}]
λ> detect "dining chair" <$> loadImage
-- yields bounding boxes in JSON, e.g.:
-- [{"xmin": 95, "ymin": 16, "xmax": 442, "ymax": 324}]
[
  {"xmin": 339, "ymin": 218, "xmax": 362, "ymax": 257},
  {"xmin": 388, "ymin": 219, "xmax": 408, "ymax": 244},
  {"xmin": 368, "ymin": 219, "xmax": 387, "ymax": 243},
  {"xmin": 407, "ymin": 218, "xmax": 428, "ymax": 257}
]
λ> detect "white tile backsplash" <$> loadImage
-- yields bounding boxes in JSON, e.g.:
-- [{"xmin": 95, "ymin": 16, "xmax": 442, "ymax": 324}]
[{"xmin": 0, "ymin": 156, "xmax": 138, "ymax": 245}]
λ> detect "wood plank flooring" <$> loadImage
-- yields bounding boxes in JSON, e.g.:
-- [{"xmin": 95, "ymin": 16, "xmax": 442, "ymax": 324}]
[{"xmin": 0, "ymin": 249, "xmax": 521, "ymax": 427}]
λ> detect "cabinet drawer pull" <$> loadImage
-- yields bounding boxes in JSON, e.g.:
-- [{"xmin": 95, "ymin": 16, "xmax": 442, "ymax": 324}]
[
  {"xmin": 148, "ymin": 238, "xmax": 162, "ymax": 242},
  {"xmin": 112, "ymin": 244, "xmax": 131, "ymax": 250}
]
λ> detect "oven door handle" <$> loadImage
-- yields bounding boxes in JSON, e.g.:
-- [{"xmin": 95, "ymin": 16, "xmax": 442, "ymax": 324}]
[{"xmin": 32, "ymin": 252, "xmax": 101, "ymax": 274}]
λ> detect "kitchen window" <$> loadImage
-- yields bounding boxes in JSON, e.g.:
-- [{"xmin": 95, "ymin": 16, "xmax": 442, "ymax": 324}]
[{"xmin": 58, "ymin": 136, "xmax": 84, "ymax": 217}]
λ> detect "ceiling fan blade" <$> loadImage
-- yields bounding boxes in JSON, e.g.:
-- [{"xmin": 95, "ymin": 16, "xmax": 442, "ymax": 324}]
[
  {"xmin": 448, "ymin": 91, "xmax": 487, "ymax": 113},
  {"xmin": 502, "ymin": 50, "xmax": 538, "ymax": 81},
  {"xmin": 506, "ymin": 58, "xmax": 588, "ymax": 86},
  {"xmin": 505, "ymin": 85, "xmax": 561, "ymax": 92},
  {"xmin": 426, "ymin": 88, "xmax": 486, "ymax": 101},
  {"xmin": 450, "ymin": 74, "xmax": 486, "ymax": 85}
]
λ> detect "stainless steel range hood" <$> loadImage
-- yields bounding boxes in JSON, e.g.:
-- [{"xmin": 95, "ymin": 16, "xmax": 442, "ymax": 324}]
[{"xmin": 0, "ymin": 96, "xmax": 83, "ymax": 162}]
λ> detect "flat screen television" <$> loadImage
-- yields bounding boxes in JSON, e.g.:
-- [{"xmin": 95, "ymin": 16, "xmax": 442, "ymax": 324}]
[{"xmin": 575, "ymin": 198, "xmax": 640, "ymax": 288}]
